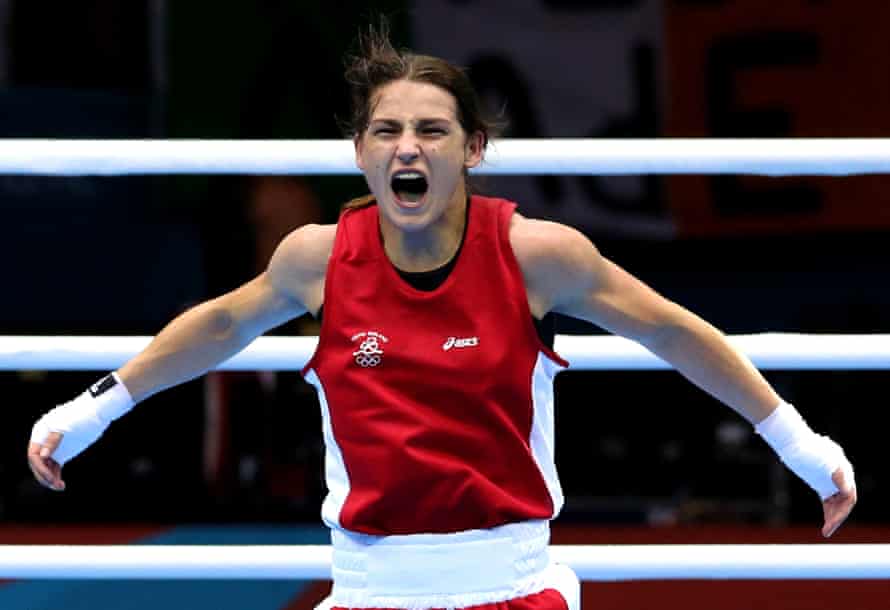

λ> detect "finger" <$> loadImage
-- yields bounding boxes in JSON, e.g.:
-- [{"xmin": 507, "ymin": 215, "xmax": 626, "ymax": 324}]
[
  {"xmin": 38, "ymin": 431, "xmax": 64, "ymax": 459},
  {"xmin": 823, "ymin": 511, "xmax": 846, "ymax": 538},
  {"xmin": 44, "ymin": 432, "xmax": 68, "ymax": 490},
  {"xmin": 822, "ymin": 493, "xmax": 856, "ymax": 538},
  {"xmin": 27, "ymin": 457, "xmax": 53, "ymax": 489},
  {"xmin": 832, "ymin": 467, "xmax": 854, "ymax": 494},
  {"xmin": 28, "ymin": 456, "xmax": 63, "ymax": 491},
  {"xmin": 27, "ymin": 441, "xmax": 66, "ymax": 491},
  {"xmin": 822, "ymin": 511, "xmax": 843, "ymax": 538},
  {"xmin": 822, "ymin": 499, "xmax": 839, "ymax": 538},
  {"xmin": 27, "ymin": 442, "xmax": 55, "ymax": 484},
  {"xmin": 45, "ymin": 458, "xmax": 65, "ymax": 491}
]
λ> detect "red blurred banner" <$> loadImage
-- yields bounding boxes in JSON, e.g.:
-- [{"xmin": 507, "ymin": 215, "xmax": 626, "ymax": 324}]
[{"xmin": 665, "ymin": 0, "xmax": 890, "ymax": 236}]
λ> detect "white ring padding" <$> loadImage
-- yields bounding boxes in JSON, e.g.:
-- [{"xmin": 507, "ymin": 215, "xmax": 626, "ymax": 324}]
[
  {"xmin": 0, "ymin": 544, "xmax": 888, "ymax": 580},
  {"xmin": 2, "ymin": 334, "xmax": 890, "ymax": 371},
  {"xmin": 5, "ymin": 139, "xmax": 890, "ymax": 175}
]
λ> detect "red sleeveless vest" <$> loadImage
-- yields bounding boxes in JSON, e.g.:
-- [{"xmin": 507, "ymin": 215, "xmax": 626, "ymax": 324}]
[{"xmin": 303, "ymin": 195, "xmax": 567, "ymax": 535}]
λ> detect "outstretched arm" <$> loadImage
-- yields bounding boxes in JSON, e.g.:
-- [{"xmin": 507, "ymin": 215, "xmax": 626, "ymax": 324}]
[
  {"xmin": 28, "ymin": 223, "xmax": 333, "ymax": 491},
  {"xmin": 117, "ymin": 271, "xmax": 304, "ymax": 403},
  {"xmin": 511, "ymin": 216, "xmax": 856, "ymax": 537},
  {"xmin": 561, "ymin": 254, "xmax": 780, "ymax": 423}
]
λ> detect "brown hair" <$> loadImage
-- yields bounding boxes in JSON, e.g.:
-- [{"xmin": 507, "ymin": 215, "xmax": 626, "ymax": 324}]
[{"xmin": 341, "ymin": 21, "xmax": 503, "ymax": 212}]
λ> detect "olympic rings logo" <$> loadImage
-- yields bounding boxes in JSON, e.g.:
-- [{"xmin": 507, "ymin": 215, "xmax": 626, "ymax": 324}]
[{"xmin": 351, "ymin": 331, "xmax": 388, "ymax": 367}]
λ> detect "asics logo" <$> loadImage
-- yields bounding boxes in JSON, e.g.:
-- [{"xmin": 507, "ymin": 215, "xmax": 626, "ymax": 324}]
[{"xmin": 442, "ymin": 336, "xmax": 479, "ymax": 351}]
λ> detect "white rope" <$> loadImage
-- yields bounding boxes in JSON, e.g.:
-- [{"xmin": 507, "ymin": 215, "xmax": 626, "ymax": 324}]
[
  {"xmin": 1, "ymin": 333, "xmax": 889, "ymax": 371},
  {"xmin": 5, "ymin": 138, "xmax": 890, "ymax": 175},
  {"xmin": 0, "ymin": 544, "xmax": 887, "ymax": 580}
]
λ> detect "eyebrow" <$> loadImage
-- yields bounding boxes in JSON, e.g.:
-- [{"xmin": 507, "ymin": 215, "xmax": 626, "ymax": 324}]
[{"xmin": 369, "ymin": 118, "xmax": 452, "ymax": 127}]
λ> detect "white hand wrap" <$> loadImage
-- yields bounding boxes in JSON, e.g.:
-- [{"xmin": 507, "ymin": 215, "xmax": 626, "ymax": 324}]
[
  {"xmin": 30, "ymin": 373, "xmax": 134, "ymax": 466},
  {"xmin": 755, "ymin": 401, "xmax": 854, "ymax": 500}
]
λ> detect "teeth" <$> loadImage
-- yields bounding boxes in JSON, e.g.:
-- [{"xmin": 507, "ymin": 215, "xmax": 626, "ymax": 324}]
[{"xmin": 394, "ymin": 171, "xmax": 424, "ymax": 180}]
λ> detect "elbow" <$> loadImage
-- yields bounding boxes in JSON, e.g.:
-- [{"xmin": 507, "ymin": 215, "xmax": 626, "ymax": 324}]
[
  {"xmin": 636, "ymin": 313, "xmax": 696, "ymax": 355},
  {"xmin": 202, "ymin": 303, "xmax": 243, "ymax": 343},
  {"xmin": 637, "ymin": 322, "xmax": 680, "ymax": 353},
  {"xmin": 638, "ymin": 310, "xmax": 723, "ymax": 358}
]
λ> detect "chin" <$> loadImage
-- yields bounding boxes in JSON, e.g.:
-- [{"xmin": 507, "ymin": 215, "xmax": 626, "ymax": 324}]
[
  {"xmin": 389, "ymin": 211, "xmax": 435, "ymax": 233},
  {"xmin": 380, "ymin": 198, "xmax": 437, "ymax": 230}
]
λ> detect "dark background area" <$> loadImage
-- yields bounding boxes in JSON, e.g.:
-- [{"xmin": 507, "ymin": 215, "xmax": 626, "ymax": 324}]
[{"xmin": 1, "ymin": 0, "xmax": 888, "ymax": 536}]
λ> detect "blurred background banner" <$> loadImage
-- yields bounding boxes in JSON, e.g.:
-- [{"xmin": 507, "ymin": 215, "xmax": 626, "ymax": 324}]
[
  {"xmin": 416, "ymin": 0, "xmax": 890, "ymax": 238},
  {"xmin": 665, "ymin": 0, "xmax": 890, "ymax": 236},
  {"xmin": 413, "ymin": 0, "xmax": 674, "ymax": 239}
]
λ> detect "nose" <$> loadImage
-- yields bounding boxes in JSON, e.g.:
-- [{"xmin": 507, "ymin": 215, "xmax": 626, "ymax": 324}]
[{"xmin": 395, "ymin": 132, "xmax": 421, "ymax": 163}]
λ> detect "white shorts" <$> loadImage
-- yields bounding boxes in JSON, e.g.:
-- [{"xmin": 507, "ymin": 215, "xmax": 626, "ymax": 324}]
[{"xmin": 318, "ymin": 520, "xmax": 580, "ymax": 610}]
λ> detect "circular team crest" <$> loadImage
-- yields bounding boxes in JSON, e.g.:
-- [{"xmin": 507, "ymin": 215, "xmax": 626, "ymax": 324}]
[{"xmin": 351, "ymin": 331, "xmax": 389, "ymax": 367}]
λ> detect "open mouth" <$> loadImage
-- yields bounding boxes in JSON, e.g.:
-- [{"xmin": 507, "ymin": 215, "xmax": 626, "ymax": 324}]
[{"xmin": 390, "ymin": 170, "xmax": 429, "ymax": 205}]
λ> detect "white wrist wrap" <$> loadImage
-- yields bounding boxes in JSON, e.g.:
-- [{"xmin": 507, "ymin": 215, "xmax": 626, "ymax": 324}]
[
  {"xmin": 755, "ymin": 401, "xmax": 854, "ymax": 500},
  {"xmin": 30, "ymin": 373, "xmax": 134, "ymax": 466}
]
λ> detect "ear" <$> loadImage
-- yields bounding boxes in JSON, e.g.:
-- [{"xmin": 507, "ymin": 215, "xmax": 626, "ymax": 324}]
[
  {"xmin": 464, "ymin": 131, "xmax": 485, "ymax": 169},
  {"xmin": 354, "ymin": 135, "xmax": 365, "ymax": 171}
]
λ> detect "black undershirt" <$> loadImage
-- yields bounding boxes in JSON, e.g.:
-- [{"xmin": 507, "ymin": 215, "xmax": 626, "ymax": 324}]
[
  {"xmin": 390, "ymin": 239, "xmax": 555, "ymax": 349},
  {"xmin": 315, "ymin": 202, "xmax": 555, "ymax": 348}
]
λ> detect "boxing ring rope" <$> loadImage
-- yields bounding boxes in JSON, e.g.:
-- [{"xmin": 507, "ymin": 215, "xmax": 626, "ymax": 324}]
[
  {"xmin": 2, "ymin": 334, "xmax": 890, "ymax": 371},
  {"xmin": 7, "ymin": 138, "xmax": 889, "ymax": 581},
  {"xmin": 1, "ymin": 545, "xmax": 890, "ymax": 580},
  {"xmin": 4, "ymin": 138, "xmax": 890, "ymax": 176}
]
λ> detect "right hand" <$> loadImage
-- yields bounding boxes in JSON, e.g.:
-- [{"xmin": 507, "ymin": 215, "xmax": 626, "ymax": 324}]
[
  {"xmin": 27, "ymin": 431, "xmax": 66, "ymax": 491},
  {"xmin": 821, "ymin": 467, "xmax": 857, "ymax": 538}
]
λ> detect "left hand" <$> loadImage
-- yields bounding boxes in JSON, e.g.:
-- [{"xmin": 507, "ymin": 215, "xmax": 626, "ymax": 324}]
[
  {"xmin": 821, "ymin": 468, "xmax": 856, "ymax": 538},
  {"xmin": 27, "ymin": 431, "xmax": 66, "ymax": 491}
]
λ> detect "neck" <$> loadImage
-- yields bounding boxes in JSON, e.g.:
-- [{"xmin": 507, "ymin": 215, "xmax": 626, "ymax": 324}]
[{"xmin": 380, "ymin": 192, "xmax": 468, "ymax": 272}]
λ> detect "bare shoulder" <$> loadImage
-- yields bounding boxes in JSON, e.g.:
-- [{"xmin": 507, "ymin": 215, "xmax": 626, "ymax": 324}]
[
  {"xmin": 509, "ymin": 213, "xmax": 601, "ymax": 273},
  {"xmin": 266, "ymin": 223, "xmax": 335, "ymax": 308},
  {"xmin": 270, "ymin": 223, "xmax": 336, "ymax": 274},
  {"xmin": 508, "ymin": 213, "xmax": 604, "ymax": 314}
]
